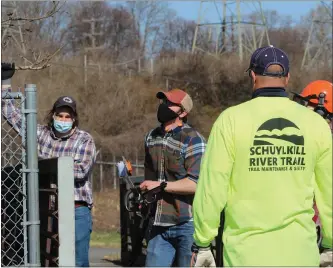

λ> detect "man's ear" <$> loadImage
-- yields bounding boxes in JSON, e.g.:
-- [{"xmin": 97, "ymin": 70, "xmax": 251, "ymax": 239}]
[
  {"xmin": 250, "ymin": 70, "xmax": 256, "ymax": 83},
  {"xmin": 285, "ymin": 72, "xmax": 290, "ymax": 86}
]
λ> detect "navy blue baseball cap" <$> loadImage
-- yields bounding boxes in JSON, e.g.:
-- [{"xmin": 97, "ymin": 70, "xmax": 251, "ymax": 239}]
[
  {"xmin": 246, "ymin": 45, "xmax": 289, "ymax": 77},
  {"xmin": 53, "ymin": 96, "xmax": 77, "ymax": 113}
]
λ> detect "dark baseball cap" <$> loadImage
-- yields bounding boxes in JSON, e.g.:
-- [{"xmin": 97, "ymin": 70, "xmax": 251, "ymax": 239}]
[
  {"xmin": 53, "ymin": 96, "xmax": 77, "ymax": 113},
  {"xmin": 246, "ymin": 45, "xmax": 289, "ymax": 77}
]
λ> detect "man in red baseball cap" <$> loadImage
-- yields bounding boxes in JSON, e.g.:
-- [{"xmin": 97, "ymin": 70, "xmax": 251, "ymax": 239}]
[{"xmin": 140, "ymin": 88, "xmax": 206, "ymax": 267}]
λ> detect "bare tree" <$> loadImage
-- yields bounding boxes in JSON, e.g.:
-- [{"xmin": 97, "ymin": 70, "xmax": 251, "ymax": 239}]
[
  {"xmin": 1, "ymin": 1, "xmax": 67, "ymax": 70},
  {"xmin": 126, "ymin": 1, "xmax": 170, "ymax": 56},
  {"xmin": 66, "ymin": 2, "xmax": 139, "ymax": 62},
  {"xmin": 159, "ymin": 17, "xmax": 197, "ymax": 53}
]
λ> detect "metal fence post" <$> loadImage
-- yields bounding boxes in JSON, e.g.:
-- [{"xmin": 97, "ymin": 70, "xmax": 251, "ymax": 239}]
[
  {"xmin": 25, "ymin": 84, "xmax": 41, "ymax": 266},
  {"xmin": 21, "ymin": 91, "xmax": 28, "ymax": 266}
]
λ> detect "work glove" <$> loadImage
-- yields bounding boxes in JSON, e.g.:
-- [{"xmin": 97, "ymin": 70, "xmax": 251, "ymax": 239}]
[
  {"xmin": 116, "ymin": 161, "xmax": 126, "ymax": 177},
  {"xmin": 191, "ymin": 243, "xmax": 216, "ymax": 267},
  {"xmin": 1, "ymin": 62, "xmax": 15, "ymax": 81},
  {"xmin": 320, "ymin": 248, "xmax": 333, "ymax": 267}
]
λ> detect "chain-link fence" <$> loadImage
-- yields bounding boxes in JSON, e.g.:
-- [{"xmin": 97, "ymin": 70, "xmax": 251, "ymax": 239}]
[{"xmin": 1, "ymin": 85, "xmax": 40, "ymax": 267}]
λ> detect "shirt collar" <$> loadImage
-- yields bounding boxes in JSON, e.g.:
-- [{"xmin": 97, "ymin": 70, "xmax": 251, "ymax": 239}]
[
  {"xmin": 252, "ymin": 87, "xmax": 288, "ymax": 99},
  {"xmin": 158, "ymin": 123, "xmax": 184, "ymax": 136}
]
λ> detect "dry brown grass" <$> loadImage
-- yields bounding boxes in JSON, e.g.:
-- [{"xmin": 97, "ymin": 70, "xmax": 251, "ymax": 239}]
[{"xmin": 92, "ymin": 190, "xmax": 120, "ymax": 232}]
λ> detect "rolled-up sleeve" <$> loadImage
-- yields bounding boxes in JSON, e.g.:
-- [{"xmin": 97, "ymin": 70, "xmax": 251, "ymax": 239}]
[{"xmin": 184, "ymin": 135, "xmax": 206, "ymax": 183}]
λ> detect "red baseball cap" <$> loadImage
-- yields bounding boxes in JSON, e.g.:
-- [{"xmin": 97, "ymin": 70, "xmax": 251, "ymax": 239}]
[{"xmin": 156, "ymin": 89, "xmax": 193, "ymax": 113}]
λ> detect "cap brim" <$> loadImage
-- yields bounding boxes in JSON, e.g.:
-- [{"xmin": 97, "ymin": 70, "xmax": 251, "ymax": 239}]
[{"xmin": 54, "ymin": 103, "xmax": 76, "ymax": 112}]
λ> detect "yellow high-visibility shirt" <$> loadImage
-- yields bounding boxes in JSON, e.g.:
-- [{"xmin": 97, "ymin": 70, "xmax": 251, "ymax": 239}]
[{"xmin": 193, "ymin": 96, "xmax": 332, "ymax": 266}]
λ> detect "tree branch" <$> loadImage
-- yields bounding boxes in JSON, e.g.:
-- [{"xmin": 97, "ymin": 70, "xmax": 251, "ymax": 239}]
[
  {"xmin": 16, "ymin": 44, "xmax": 65, "ymax": 71},
  {"xmin": 1, "ymin": 2, "xmax": 66, "ymax": 25},
  {"xmin": 16, "ymin": 64, "xmax": 51, "ymax": 70}
]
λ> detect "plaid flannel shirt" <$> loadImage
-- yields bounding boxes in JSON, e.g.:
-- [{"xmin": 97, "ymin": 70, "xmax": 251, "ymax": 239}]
[
  {"xmin": 144, "ymin": 123, "xmax": 206, "ymax": 226},
  {"xmin": 1, "ymin": 89, "xmax": 96, "ymax": 206}
]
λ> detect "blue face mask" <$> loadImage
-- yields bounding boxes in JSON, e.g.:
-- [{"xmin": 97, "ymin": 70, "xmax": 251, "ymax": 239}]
[{"xmin": 53, "ymin": 119, "xmax": 73, "ymax": 133}]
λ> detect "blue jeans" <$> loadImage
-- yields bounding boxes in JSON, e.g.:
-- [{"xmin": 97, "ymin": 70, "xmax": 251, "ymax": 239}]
[
  {"xmin": 145, "ymin": 220, "xmax": 194, "ymax": 267},
  {"xmin": 75, "ymin": 206, "xmax": 92, "ymax": 267}
]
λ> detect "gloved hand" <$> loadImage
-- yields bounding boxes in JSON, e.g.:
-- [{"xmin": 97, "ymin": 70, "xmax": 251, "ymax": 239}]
[
  {"xmin": 191, "ymin": 243, "xmax": 216, "ymax": 267},
  {"xmin": 116, "ymin": 161, "xmax": 127, "ymax": 177},
  {"xmin": 320, "ymin": 248, "xmax": 333, "ymax": 267},
  {"xmin": 1, "ymin": 62, "xmax": 15, "ymax": 81}
]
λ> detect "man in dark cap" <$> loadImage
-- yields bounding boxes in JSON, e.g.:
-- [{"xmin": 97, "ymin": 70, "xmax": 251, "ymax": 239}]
[
  {"xmin": 1, "ymin": 63, "xmax": 96, "ymax": 267},
  {"xmin": 191, "ymin": 46, "xmax": 332, "ymax": 266}
]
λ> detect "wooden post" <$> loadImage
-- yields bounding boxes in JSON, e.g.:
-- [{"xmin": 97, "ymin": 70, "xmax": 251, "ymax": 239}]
[
  {"xmin": 98, "ymin": 64, "xmax": 102, "ymax": 80},
  {"xmin": 84, "ymin": 54, "xmax": 87, "ymax": 92},
  {"xmin": 99, "ymin": 149, "xmax": 103, "ymax": 192},
  {"xmin": 138, "ymin": 58, "xmax": 141, "ymax": 73},
  {"xmin": 166, "ymin": 78, "xmax": 169, "ymax": 90},
  {"xmin": 150, "ymin": 58, "xmax": 154, "ymax": 75},
  {"xmin": 113, "ymin": 154, "xmax": 117, "ymax": 189}
]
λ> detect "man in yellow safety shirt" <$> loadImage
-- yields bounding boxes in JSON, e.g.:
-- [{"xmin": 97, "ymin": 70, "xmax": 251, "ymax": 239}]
[{"xmin": 191, "ymin": 46, "xmax": 332, "ymax": 267}]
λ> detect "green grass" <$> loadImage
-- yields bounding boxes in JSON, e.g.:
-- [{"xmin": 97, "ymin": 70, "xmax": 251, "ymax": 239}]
[{"xmin": 90, "ymin": 230, "xmax": 121, "ymax": 248}]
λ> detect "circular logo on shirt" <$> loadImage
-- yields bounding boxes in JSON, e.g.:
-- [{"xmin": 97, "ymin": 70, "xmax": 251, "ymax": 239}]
[{"xmin": 63, "ymin": 97, "xmax": 73, "ymax": 103}]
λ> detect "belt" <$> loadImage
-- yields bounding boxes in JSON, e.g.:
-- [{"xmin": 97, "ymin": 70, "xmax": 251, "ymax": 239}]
[{"xmin": 75, "ymin": 201, "xmax": 88, "ymax": 208}]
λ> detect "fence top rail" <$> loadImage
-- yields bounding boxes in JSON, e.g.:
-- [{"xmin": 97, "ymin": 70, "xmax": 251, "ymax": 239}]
[
  {"xmin": 95, "ymin": 161, "xmax": 144, "ymax": 168},
  {"xmin": 1, "ymin": 92, "xmax": 23, "ymax": 99}
]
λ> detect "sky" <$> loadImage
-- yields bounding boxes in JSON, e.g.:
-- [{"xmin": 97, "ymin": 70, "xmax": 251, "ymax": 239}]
[{"xmin": 168, "ymin": 1, "xmax": 320, "ymax": 24}]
